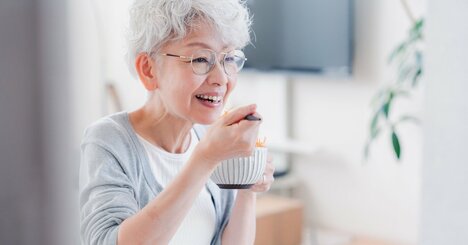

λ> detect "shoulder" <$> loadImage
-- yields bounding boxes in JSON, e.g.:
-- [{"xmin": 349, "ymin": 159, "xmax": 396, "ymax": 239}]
[
  {"xmin": 81, "ymin": 112, "xmax": 134, "ymax": 151},
  {"xmin": 80, "ymin": 112, "xmax": 144, "ymax": 184}
]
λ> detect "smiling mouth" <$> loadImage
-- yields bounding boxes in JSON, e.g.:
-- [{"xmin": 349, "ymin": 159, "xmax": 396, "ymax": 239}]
[{"xmin": 195, "ymin": 94, "xmax": 223, "ymax": 103}]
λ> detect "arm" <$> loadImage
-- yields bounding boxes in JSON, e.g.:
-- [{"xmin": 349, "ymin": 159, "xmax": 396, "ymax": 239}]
[
  {"xmin": 221, "ymin": 156, "xmax": 275, "ymax": 245},
  {"xmin": 80, "ymin": 144, "xmax": 140, "ymax": 245},
  {"xmin": 117, "ymin": 147, "xmax": 217, "ymax": 244},
  {"xmin": 221, "ymin": 190, "xmax": 257, "ymax": 245},
  {"xmin": 80, "ymin": 142, "xmax": 218, "ymax": 245}
]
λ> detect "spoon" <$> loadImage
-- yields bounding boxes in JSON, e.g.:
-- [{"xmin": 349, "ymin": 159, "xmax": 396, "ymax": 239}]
[{"xmin": 244, "ymin": 114, "xmax": 262, "ymax": 121}]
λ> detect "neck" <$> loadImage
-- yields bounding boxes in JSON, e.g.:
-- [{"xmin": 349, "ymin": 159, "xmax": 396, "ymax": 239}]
[{"xmin": 129, "ymin": 96, "xmax": 193, "ymax": 154}]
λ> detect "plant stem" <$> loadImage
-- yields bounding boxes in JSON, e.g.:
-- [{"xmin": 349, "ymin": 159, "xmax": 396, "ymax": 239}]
[{"xmin": 400, "ymin": 0, "xmax": 416, "ymax": 24}]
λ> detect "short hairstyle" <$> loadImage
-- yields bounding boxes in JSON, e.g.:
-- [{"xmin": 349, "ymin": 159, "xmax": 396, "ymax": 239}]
[{"xmin": 126, "ymin": 0, "xmax": 252, "ymax": 75}]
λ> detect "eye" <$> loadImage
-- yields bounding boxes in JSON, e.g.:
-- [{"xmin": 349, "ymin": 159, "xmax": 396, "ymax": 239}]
[
  {"xmin": 225, "ymin": 55, "xmax": 242, "ymax": 63},
  {"xmin": 224, "ymin": 56, "xmax": 235, "ymax": 63},
  {"xmin": 192, "ymin": 57, "xmax": 209, "ymax": 63}
]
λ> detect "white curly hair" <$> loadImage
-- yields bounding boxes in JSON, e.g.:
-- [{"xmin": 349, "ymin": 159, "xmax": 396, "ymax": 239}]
[{"xmin": 126, "ymin": 0, "xmax": 252, "ymax": 75}]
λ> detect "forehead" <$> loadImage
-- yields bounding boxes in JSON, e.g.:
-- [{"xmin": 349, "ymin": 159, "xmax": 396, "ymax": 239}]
[{"xmin": 166, "ymin": 21, "xmax": 234, "ymax": 52}]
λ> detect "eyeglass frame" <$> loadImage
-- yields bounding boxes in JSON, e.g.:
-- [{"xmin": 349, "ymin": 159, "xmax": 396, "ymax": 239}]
[{"xmin": 151, "ymin": 49, "xmax": 247, "ymax": 76}]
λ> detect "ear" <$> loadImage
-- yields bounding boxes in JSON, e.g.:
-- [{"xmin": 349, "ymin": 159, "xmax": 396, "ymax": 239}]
[{"xmin": 135, "ymin": 53, "xmax": 158, "ymax": 91}]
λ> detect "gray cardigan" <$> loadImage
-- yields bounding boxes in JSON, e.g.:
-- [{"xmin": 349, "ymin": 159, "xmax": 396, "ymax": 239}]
[{"xmin": 79, "ymin": 112, "xmax": 235, "ymax": 245}]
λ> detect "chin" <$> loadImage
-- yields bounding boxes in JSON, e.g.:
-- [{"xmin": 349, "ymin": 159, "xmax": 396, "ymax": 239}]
[{"xmin": 193, "ymin": 112, "xmax": 220, "ymax": 125}]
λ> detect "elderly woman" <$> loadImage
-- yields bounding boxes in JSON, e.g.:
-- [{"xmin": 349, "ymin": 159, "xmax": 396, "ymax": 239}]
[{"xmin": 79, "ymin": 0, "xmax": 275, "ymax": 244}]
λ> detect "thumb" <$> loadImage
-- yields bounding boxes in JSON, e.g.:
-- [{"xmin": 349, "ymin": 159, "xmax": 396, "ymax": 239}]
[{"xmin": 221, "ymin": 104, "xmax": 257, "ymax": 126}]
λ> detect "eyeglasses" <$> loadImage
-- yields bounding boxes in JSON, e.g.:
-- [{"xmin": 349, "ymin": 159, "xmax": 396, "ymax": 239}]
[{"xmin": 158, "ymin": 49, "xmax": 247, "ymax": 76}]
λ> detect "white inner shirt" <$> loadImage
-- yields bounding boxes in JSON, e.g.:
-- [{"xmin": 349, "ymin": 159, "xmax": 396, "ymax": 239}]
[{"xmin": 137, "ymin": 129, "xmax": 216, "ymax": 245}]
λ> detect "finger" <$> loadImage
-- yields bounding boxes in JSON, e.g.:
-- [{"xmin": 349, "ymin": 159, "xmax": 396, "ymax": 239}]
[
  {"xmin": 237, "ymin": 118, "xmax": 262, "ymax": 132},
  {"xmin": 264, "ymin": 161, "xmax": 275, "ymax": 175},
  {"xmin": 255, "ymin": 174, "xmax": 266, "ymax": 185},
  {"xmin": 250, "ymin": 183, "xmax": 268, "ymax": 192},
  {"xmin": 251, "ymin": 175, "xmax": 273, "ymax": 192},
  {"xmin": 267, "ymin": 154, "xmax": 273, "ymax": 163},
  {"xmin": 250, "ymin": 185, "xmax": 267, "ymax": 192},
  {"xmin": 221, "ymin": 104, "xmax": 257, "ymax": 126},
  {"xmin": 254, "ymin": 173, "xmax": 274, "ymax": 186}
]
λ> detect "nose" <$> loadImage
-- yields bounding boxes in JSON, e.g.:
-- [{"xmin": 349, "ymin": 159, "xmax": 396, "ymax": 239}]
[{"xmin": 206, "ymin": 60, "xmax": 228, "ymax": 86}]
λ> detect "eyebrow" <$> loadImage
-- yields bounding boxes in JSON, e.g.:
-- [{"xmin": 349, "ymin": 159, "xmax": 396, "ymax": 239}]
[
  {"xmin": 186, "ymin": 42, "xmax": 210, "ymax": 48},
  {"xmin": 185, "ymin": 41, "xmax": 230, "ymax": 50}
]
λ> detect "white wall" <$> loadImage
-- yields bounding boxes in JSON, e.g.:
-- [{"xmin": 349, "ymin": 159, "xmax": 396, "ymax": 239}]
[
  {"xmin": 421, "ymin": 1, "xmax": 468, "ymax": 244},
  {"xmin": 68, "ymin": 0, "xmax": 145, "ymax": 148},
  {"xmin": 291, "ymin": 77, "xmax": 421, "ymax": 244}
]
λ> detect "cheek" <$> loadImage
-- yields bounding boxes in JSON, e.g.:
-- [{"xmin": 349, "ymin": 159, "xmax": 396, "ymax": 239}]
[
  {"xmin": 224, "ymin": 78, "xmax": 237, "ymax": 101},
  {"xmin": 173, "ymin": 72, "xmax": 204, "ymax": 97}
]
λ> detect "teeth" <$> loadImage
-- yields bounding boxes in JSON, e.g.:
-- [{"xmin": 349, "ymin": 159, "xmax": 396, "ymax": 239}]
[{"xmin": 196, "ymin": 94, "xmax": 223, "ymax": 102}]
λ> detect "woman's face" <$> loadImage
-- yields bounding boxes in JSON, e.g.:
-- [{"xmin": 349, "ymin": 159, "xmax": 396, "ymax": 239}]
[{"xmin": 153, "ymin": 22, "xmax": 238, "ymax": 125}]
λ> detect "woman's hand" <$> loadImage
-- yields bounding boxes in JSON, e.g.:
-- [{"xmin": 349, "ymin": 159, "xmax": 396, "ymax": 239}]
[
  {"xmin": 250, "ymin": 154, "xmax": 275, "ymax": 192},
  {"xmin": 195, "ymin": 104, "xmax": 262, "ymax": 165}
]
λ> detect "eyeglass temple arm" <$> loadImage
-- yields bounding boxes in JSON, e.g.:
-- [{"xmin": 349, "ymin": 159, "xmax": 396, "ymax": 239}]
[{"xmin": 161, "ymin": 53, "xmax": 191, "ymax": 59}]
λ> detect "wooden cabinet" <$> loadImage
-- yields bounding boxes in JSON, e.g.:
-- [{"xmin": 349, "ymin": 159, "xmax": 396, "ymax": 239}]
[{"xmin": 255, "ymin": 195, "xmax": 304, "ymax": 245}]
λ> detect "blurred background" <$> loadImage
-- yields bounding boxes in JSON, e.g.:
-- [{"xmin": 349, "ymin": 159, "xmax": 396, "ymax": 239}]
[{"xmin": 1, "ymin": 0, "xmax": 467, "ymax": 244}]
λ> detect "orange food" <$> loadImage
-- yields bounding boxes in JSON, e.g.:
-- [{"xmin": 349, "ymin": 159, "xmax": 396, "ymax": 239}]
[{"xmin": 256, "ymin": 137, "xmax": 267, "ymax": 147}]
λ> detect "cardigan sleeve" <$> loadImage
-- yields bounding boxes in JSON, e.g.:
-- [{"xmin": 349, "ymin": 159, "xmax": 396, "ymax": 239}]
[{"xmin": 79, "ymin": 143, "xmax": 139, "ymax": 245}]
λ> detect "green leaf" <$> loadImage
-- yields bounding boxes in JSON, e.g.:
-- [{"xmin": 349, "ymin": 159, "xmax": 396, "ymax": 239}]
[
  {"xmin": 388, "ymin": 42, "xmax": 407, "ymax": 64},
  {"xmin": 364, "ymin": 141, "xmax": 370, "ymax": 160},
  {"xmin": 412, "ymin": 19, "xmax": 424, "ymax": 34},
  {"xmin": 371, "ymin": 89, "xmax": 386, "ymax": 106},
  {"xmin": 415, "ymin": 18, "xmax": 424, "ymax": 30},
  {"xmin": 412, "ymin": 50, "xmax": 423, "ymax": 87},
  {"xmin": 371, "ymin": 127, "xmax": 381, "ymax": 140},
  {"xmin": 412, "ymin": 68, "xmax": 422, "ymax": 87},
  {"xmin": 382, "ymin": 103, "xmax": 390, "ymax": 118},
  {"xmin": 398, "ymin": 65, "xmax": 413, "ymax": 83},
  {"xmin": 370, "ymin": 112, "xmax": 379, "ymax": 134},
  {"xmin": 410, "ymin": 19, "xmax": 424, "ymax": 41},
  {"xmin": 415, "ymin": 50, "xmax": 423, "ymax": 66},
  {"xmin": 392, "ymin": 131, "xmax": 401, "ymax": 160},
  {"xmin": 382, "ymin": 92, "xmax": 394, "ymax": 118}
]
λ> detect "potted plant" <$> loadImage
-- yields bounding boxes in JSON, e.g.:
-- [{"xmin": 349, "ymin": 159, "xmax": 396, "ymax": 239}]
[{"xmin": 364, "ymin": 0, "xmax": 424, "ymax": 160}]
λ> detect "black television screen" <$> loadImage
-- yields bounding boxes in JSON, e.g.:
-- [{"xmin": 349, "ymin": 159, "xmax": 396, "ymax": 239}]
[{"xmin": 244, "ymin": 0, "xmax": 354, "ymax": 74}]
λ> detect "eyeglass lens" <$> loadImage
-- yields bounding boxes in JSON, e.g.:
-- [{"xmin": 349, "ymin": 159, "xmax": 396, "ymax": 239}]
[{"xmin": 190, "ymin": 49, "xmax": 246, "ymax": 75}]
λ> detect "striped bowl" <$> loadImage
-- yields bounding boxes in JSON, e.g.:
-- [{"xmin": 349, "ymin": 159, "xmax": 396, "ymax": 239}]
[{"xmin": 211, "ymin": 147, "xmax": 268, "ymax": 189}]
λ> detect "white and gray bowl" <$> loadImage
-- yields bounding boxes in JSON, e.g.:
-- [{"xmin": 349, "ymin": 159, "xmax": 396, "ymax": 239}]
[{"xmin": 211, "ymin": 147, "xmax": 268, "ymax": 189}]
